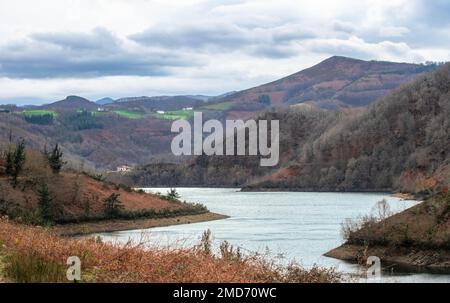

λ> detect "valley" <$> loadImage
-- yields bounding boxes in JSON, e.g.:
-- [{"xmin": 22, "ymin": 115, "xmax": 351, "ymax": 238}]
[{"xmin": 1, "ymin": 56, "xmax": 449, "ymax": 282}]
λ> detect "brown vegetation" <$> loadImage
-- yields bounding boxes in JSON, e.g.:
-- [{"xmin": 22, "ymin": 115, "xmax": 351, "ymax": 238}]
[
  {"xmin": 123, "ymin": 62, "xmax": 449, "ymax": 193},
  {"xmin": 243, "ymin": 63, "xmax": 450, "ymax": 194},
  {"xmin": 0, "ymin": 218, "xmax": 340, "ymax": 283},
  {"xmin": 0, "ymin": 57, "xmax": 437, "ymax": 171},
  {"xmin": 221, "ymin": 56, "xmax": 436, "ymax": 111},
  {"xmin": 326, "ymin": 193, "xmax": 450, "ymax": 271},
  {"xmin": 0, "ymin": 145, "xmax": 209, "ymax": 225}
]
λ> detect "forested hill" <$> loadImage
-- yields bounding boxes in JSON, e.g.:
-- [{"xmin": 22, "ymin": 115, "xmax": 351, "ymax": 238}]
[
  {"xmin": 122, "ymin": 64, "xmax": 450, "ymax": 196},
  {"xmin": 0, "ymin": 56, "xmax": 437, "ymax": 170},
  {"xmin": 244, "ymin": 63, "xmax": 450, "ymax": 194},
  {"xmin": 219, "ymin": 56, "xmax": 436, "ymax": 111}
]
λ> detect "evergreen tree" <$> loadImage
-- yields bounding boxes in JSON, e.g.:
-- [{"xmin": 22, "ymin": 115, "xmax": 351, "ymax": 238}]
[
  {"xmin": 103, "ymin": 193, "xmax": 123, "ymax": 218},
  {"xmin": 47, "ymin": 144, "xmax": 65, "ymax": 173},
  {"xmin": 5, "ymin": 139, "xmax": 26, "ymax": 187},
  {"xmin": 5, "ymin": 149, "xmax": 13, "ymax": 176},
  {"xmin": 37, "ymin": 183, "xmax": 53, "ymax": 223},
  {"xmin": 258, "ymin": 95, "xmax": 271, "ymax": 106},
  {"xmin": 166, "ymin": 188, "xmax": 180, "ymax": 201}
]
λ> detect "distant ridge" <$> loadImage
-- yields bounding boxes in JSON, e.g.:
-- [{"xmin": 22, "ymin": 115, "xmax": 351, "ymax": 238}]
[
  {"xmin": 43, "ymin": 95, "xmax": 98, "ymax": 111},
  {"xmin": 220, "ymin": 56, "xmax": 437, "ymax": 109},
  {"xmin": 96, "ymin": 97, "xmax": 115, "ymax": 105}
]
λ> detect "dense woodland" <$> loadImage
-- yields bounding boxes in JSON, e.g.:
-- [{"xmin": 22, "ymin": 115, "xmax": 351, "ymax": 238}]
[
  {"xmin": 123, "ymin": 64, "xmax": 450, "ymax": 196},
  {"xmin": 248, "ymin": 63, "xmax": 450, "ymax": 194}
]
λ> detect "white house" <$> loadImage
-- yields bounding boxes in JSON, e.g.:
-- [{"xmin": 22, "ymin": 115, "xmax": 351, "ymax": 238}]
[{"xmin": 117, "ymin": 165, "xmax": 132, "ymax": 172}]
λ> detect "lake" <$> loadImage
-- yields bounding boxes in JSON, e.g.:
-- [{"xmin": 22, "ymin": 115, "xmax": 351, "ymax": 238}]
[{"xmin": 96, "ymin": 188, "xmax": 450, "ymax": 283}]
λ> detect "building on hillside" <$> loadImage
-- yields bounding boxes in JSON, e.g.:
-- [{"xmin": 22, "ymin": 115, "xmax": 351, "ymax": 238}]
[
  {"xmin": 117, "ymin": 165, "xmax": 132, "ymax": 172},
  {"xmin": 0, "ymin": 108, "xmax": 11, "ymax": 113},
  {"xmin": 183, "ymin": 107, "xmax": 193, "ymax": 111},
  {"xmin": 97, "ymin": 107, "xmax": 107, "ymax": 112},
  {"xmin": 156, "ymin": 110, "xmax": 165, "ymax": 114}
]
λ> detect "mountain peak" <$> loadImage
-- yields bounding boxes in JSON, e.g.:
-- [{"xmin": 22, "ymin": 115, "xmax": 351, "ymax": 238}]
[
  {"xmin": 43, "ymin": 95, "xmax": 97, "ymax": 110},
  {"xmin": 322, "ymin": 55, "xmax": 363, "ymax": 63},
  {"xmin": 222, "ymin": 56, "xmax": 437, "ymax": 110},
  {"xmin": 65, "ymin": 95, "xmax": 91, "ymax": 102},
  {"xmin": 96, "ymin": 97, "xmax": 115, "ymax": 105}
]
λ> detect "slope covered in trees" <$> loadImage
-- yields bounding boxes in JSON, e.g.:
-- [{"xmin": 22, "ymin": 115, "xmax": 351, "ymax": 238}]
[
  {"xmin": 0, "ymin": 57, "xmax": 436, "ymax": 170},
  {"xmin": 245, "ymin": 63, "xmax": 450, "ymax": 195},
  {"xmin": 123, "ymin": 64, "xmax": 450, "ymax": 196}
]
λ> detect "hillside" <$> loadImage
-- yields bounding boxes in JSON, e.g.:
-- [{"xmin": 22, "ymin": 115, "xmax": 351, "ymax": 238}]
[
  {"xmin": 325, "ymin": 193, "xmax": 450, "ymax": 271},
  {"xmin": 243, "ymin": 63, "xmax": 450, "ymax": 194},
  {"xmin": 217, "ymin": 56, "xmax": 436, "ymax": 118},
  {"xmin": 0, "ymin": 56, "xmax": 439, "ymax": 171},
  {"xmin": 43, "ymin": 96, "xmax": 99, "ymax": 111},
  {"xmin": 0, "ymin": 106, "xmax": 175, "ymax": 169},
  {"xmin": 0, "ymin": 144, "xmax": 213, "ymax": 229},
  {"xmin": 125, "ymin": 64, "xmax": 450, "ymax": 196},
  {"xmin": 112, "ymin": 95, "xmax": 206, "ymax": 111}
]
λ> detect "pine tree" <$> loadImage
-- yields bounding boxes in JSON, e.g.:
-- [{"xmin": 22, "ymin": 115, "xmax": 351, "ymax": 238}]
[
  {"xmin": 37, "ymin": 183, "xmax": 53, "ymax": 223},
  {"xmin": 5, "ymin": 139, "xmax": 26, "ymax": 187},
  {"xmin": 103, "ymin": 193, "xmax": 123, "ymax": 218},
  {"xmin": 166, "ymin": 188, "xmax": 180, "ymax": 201},
  {"xmin": 5, "ymin": 149, "xmax": 13, "ymax": 176},
  {"xmin": 47, "ymin": 144, "xmax": 65, "ymax": 173}
]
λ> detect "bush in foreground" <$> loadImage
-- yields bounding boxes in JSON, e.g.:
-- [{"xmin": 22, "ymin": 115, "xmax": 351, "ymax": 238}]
[{"xmin": 0, "ymin": 219, "xmax": 340, "ymax": 283}]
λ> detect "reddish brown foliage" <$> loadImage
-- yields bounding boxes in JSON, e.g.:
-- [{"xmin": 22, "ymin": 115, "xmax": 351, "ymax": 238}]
[{"xmin": 0, "ymin": 219, "xmax": 340, "ymax": 283}]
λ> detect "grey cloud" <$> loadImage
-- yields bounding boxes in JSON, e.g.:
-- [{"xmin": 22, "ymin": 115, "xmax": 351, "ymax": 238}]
[
  {"xmin": 130, "ymin": 23, "xmax": 252, "ymax": 49},
  {"xmin": 271, "ymin": 26, "xmax": 316, "ymax": 43},
  {"xmin": 30, "ymin": 27, "xmax": 120, "ymax": 51},
  {"xmin": 130, "ymin": 22, "xmax": 315, "ymax": 59},
  {"xmin": 250, "ymin": 45, "xmax": 299, "ymax": 59},
  {"xmin": 415, "ymin": 0, "xmax": 450, "ymax": 26},
  {"xmin": 0, "ymin": 28, "xmax": 200, "ymax": 78},
  {"xmin": 304, "ymin": 37, "xmax": 424, "ymax": 62},
  {"xmin": 333, "ymin": 21, "xmax": 355, "ymax": 34}
]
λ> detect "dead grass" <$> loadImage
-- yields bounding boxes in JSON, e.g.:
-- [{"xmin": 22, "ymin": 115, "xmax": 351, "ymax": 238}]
[
  {"xmin": 0, "ymin": 149, "xmax": 209, "ymax": 224},
  {"xmin": 2, "ymin": 252, "xmax": 66, "ymax": 283},
  {"xmin": 0, "ymin": 218, "xmax": 340, "ymax": 283}
]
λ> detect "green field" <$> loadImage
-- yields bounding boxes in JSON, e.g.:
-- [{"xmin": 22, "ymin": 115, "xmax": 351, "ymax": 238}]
[
  {"xmin": 112, "ymin": 110, "xmax": 147, "ymax": 119},
  {"xmin": 21, "ymin": 110, "xmax": 57, "ymax": 117},
  {"xmin": 152, "ymin": 110, "xmax": 194, "ymax": 120}
]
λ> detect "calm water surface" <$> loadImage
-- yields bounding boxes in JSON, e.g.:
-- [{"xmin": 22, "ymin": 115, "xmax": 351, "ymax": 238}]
[{"xmin": 96, "ymin": 188, "xmax": 450, "ymax": 283}]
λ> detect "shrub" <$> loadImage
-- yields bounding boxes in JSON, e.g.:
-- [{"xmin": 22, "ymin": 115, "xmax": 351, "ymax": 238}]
[
  {"xmin": 3, "ymin": 251, "xmax": 66, "ymax": 283},
  {"xmin": 47, "ymin": 144, "xmax": 66, "ymax": 173},
  {"xmin": 164, "ymin": 188, "xmax": 181, "ymax": 202},
  {"xmin": 197, "ymin": 229, "xmax": 213, "ymax": 255},
  {"xmin": 37, "ymin": 183, "xmax": 54, "ymax": 224},
  {"xmin": 258, "ymin": 95, "xmax": 271, "ymax": 106},
  {"xmin": 0, "ymin": 218, "xmax": 341, "ymax": 283},
  {"xmin": 4, "ymin": 139, "xmax": 26, "ymax": 187},
  {"xmin": 103, "ymin": 193, "xmax": 123, "ymax": 218},
  {"xmin": 340, "ymin": 199, "xmax": 397, "ymax": 243},
  {"xmin": 219, "ymin": 240, "xmax": 242, "ymax": 262}
]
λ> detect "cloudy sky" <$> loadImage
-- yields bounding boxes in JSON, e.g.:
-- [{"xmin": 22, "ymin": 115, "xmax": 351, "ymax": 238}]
[{"xmin": 0, "ymin": 0, "xmax": 449, "ymax": 105}]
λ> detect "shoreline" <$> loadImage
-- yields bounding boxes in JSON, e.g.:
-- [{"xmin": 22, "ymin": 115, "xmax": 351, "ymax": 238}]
[
  {"xmin": 240, "ymin": 187, "xmax": 394, "ymax": 193},
  {"xmin": 52, "ymin": 212, "xmax": 229, "ymax": 237},
  {"xmin": 325, "ymin": 244, "xmax": 450, "ymax": 273}
]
